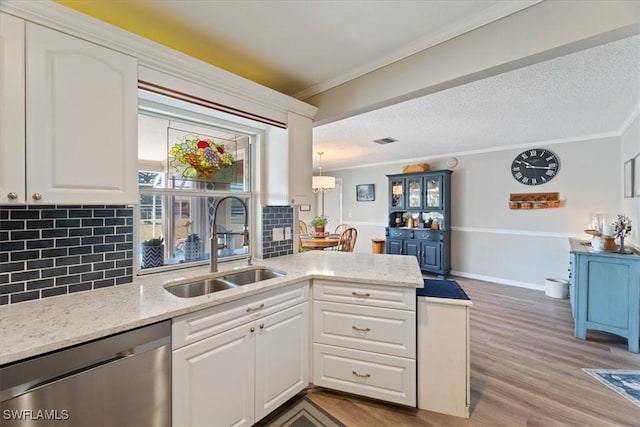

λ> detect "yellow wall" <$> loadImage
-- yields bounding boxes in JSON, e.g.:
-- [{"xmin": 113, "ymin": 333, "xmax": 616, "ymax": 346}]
[{"xmin": 54, "ymin": 0, "xmax": 290, "ymax": 93}]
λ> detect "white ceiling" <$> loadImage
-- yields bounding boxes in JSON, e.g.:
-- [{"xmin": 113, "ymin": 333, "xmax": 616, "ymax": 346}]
[{"xmin": 134, "ymin": 1, "xmax": 639, "ymax": 171}]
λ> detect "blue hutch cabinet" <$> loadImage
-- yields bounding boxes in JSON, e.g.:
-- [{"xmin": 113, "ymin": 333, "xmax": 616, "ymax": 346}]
[
  {"xmin": 386, "ymin": 170, "xmax": 452, "ymax": 277},
  {"xmin": 569, "ymin": 238, "xmax": 640, "ymax": 353}
]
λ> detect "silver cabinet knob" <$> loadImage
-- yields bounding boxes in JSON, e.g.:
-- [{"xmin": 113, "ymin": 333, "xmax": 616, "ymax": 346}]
[
  {"xmin": 250, "ymin": 327, "xmax": 255, "ymax": 333},
  {"xmin": 32, "ymin": 193, "xmax": 43, "ymax": 201},
  {"xmin": 259, "ymin": 323, "xmax": 264, "ymax": 329},
  {"xmin": 7, "ymin": 192, "xmax": 18, "ymax": 200}
]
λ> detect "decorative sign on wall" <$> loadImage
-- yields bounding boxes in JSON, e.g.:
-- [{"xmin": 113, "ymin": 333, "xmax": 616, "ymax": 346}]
[{"xmin": 508, "ymin": 192, "xmax": 560, "ymax": 209}]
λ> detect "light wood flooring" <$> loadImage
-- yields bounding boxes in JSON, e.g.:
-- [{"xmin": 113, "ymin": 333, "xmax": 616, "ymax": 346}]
[{"xmin": 304, "ymin": 276, "xmax": 640, "ymax": 427}]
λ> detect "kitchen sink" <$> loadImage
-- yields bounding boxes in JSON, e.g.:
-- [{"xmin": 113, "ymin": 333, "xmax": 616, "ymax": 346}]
[
  {"xmin": 165, "ymin": 267, "xmax": 286, "ymax": 298},
  {"xmin": 220, "ymin": 268, "xmax": 285, "ymax": 286}
]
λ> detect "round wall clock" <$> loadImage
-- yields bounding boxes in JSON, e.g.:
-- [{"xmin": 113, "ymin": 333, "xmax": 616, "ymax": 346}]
[{"xmin": 511, "ymin": 148, "xmax": 559, "ymax": 186}]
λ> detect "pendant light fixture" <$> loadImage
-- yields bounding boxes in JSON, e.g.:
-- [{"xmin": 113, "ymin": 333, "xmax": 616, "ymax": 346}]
[
  {"xmin": 312, "ymin": 151, "xmax": 335, "ymax": 216},
  {"xmin": 312, "ymin": 151, "xmax": 335, "ymax": 193}
]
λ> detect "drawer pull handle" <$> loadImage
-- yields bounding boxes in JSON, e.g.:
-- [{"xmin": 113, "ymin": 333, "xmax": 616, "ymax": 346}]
[
  {"xmin": 246, "ymin": 303, "xmax": 264, "ymax": 312},
  {"xmin": 351, "ymin": 292, "xmax": 371, "ymax": 297},
  {"xmin": 352, "ymin": 326, "xmax": 371, "ymax": 332},
  {"xmin": 352, "ymin": 371, "xmax": 371, "ymax": 378}
]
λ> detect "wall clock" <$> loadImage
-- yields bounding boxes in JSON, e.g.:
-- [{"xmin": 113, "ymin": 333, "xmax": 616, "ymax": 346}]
[{"xmin": 511, "ymin": 148, "xmax": 559, "ymax": 186}]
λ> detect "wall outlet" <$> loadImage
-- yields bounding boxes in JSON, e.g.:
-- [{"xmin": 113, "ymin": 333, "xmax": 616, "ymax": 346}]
[
  {"xmin": 284, "ymin": 227, "xmax": 292, "ymax": 240},
  {"xmin": 272, "ymin": 227, "xmax": 284, "ymax": 241}
]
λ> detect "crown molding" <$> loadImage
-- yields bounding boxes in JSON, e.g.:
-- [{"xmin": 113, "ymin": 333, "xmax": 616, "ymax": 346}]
[{"xmin": 0, "ymin": 0, "xmax": 318, "ymax": 122}]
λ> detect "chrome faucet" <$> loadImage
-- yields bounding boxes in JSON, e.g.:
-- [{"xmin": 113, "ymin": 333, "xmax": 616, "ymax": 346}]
[{"xmin": 211, "ymin": 196, "xmax": 251, "ymax": 273}]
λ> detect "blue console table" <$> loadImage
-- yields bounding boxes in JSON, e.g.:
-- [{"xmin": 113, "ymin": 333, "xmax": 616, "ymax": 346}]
[{"xmin": 569, "ymin": 238, "xmax": 640, "ymax": 353}]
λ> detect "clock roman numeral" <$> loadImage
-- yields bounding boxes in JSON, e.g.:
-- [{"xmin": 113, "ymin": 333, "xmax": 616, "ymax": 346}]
[
  {"xmin": 529, "ymin": 149, "xmax": 537, "ymax": 156},
  {"xmin": 546, "ymin": 170, "xmax": 555, "ymax": 176},
  {"xmin": 522, "ymin": 177, "xmax": 529, "ymax": 184},
  {"xmin": 515, "ymin": 172, "xmax": 523, "ymax": 179},
  {"xmin": 520, "ymin": 153, "xmax": 528, "ymax": 160},
  {"xmin": 532, "ymin": 178, "xmax": 538, "ymax": 185}
]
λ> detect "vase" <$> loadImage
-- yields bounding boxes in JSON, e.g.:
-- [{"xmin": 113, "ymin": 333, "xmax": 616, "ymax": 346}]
[
  {"xmin": 184, "ymin": 240, "xmax": 202, "ymax": 262},
  {"xmin": 618, "ymin": 235, "xmax": 630, "ymax": 254},
  {"xmin": 142, "ymin": 245, "xmax": 164, "ymax": 268}
]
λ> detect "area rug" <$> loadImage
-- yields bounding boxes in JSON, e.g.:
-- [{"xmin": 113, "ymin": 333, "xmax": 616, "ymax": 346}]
[
  {"xmin": 583, "ymin": 369, "xmax": 640, "ymax": 408},
  {"xmin": 260, "ymin": 396, "xmax": 345, "ymax": 427}
]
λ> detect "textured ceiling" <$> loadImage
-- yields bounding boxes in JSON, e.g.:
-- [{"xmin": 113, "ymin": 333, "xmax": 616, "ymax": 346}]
[{"xmin": 314, "ymin": 34, "xmax": 640, "ymax": 170}]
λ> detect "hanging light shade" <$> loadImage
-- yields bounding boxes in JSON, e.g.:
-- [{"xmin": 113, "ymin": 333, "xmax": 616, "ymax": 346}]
[{"xmin": 312, "ymin": 151, "xmax": 335, "ymax": 193}]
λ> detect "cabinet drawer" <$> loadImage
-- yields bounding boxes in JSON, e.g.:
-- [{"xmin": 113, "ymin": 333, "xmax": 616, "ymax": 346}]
[
  {"xmin": 313, "ymin": 280, "xmax": 415, "ymax": 310},
  {"xmin": 313, "ymin": 301, "xmax": 415, "ymax": 358},
  {"xmin": 312, "ymin": 343, "xmax": 416, "ymax": 406},
  {"xmin": 172, "ymin": 282, "xmax": 309, "ymax": 349},
  {"xmin": 413, "ymin": 230, "xmax": 443, "ymax": 241},
  {"xmin": 387, "ymin": 228, "xmax": 411, "ymax": 239}
]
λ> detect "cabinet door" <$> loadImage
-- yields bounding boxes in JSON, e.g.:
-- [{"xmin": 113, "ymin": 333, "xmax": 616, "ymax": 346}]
[
  {"xmin": 421, "ymin": 241, "xmax": 441, "ymax": 272},
  {"xmin": 254, "ymin": 302, "xmax": 309, "ymax": 422},
  {"xmin": 406, "ymin": 176, "xmax": 423, "ymax": 209},
  {"xmin": 404, "ymin": 240, "xmax": 421, "ymax": 262},
  {"xmin": 0, "ymin": 13, "xmax": 25, "ymax": 204},
  {"xmin": 424, "ymin": 175, "xmax": 443, "ymax": 209},
  {"xmin": 26, "ymin": 23, "xmax": 138, "ymax": 204},
  {"xmin": 173, "ymin": 323, "xmax": 254, "ymax": 427},
  {"xmin": 386, "ymin": 239, "xmax": 403, "ymax": 255},
  {"xmin": 389, "ymin": 178, "xmax": 405, "ymax": 209}
]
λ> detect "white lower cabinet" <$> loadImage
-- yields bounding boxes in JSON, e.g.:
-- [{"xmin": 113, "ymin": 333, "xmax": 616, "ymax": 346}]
[
  {"xmin": 172, "ymin": 283, "xmax": 309, "ymax": 427},
  {"xmin": 312, "ymin": 280, "xmax": 416, "ymax": 406}
]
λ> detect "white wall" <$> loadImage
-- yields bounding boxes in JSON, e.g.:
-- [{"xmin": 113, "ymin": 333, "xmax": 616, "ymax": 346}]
[{"xmin": 326, "ymin": 137, "xmax": 622, "ymax": 290}]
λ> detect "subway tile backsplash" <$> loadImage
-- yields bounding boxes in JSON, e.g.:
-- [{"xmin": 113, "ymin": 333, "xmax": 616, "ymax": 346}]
[
  {"xmin": 0, "ymin": 205, "xmax": 134, "ymax": 305},
  {"xmin": 262, "ymin": 206, "xmax": 294, "ymax": 259}
]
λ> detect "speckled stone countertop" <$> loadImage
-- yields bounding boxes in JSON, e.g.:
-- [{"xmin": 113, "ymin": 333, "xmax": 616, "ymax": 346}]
[{"xmin": 0, "ymin": 251, "xmax": 423, "ymax": 365}]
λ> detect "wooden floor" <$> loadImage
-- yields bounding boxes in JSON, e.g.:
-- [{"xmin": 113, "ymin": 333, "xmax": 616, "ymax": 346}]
[{"xmin": 304, "ymin": 276, "xmax": 640, "ymax": 427}]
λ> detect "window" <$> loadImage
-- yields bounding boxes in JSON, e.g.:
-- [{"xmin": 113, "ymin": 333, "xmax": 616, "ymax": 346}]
[{"xmin": 138, "ymin": 90, "xmax": 256, "ymax": 272}]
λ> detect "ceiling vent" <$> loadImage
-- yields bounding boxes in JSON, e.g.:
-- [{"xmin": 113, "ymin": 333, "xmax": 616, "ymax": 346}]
[{"xmin": 373, "ymin": 137, "xmax": 398, "ymax": 145}]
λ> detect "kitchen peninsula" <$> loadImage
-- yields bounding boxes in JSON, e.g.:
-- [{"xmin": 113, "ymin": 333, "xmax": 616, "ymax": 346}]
[{"xmin": 1, "ymin": 251, "xmax": 430, "ymax": 424}]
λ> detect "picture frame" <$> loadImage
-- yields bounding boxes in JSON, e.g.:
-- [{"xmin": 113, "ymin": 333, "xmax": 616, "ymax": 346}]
[
  {"xmin": 634, "ymin": 153, "xmax": 640, "ymax": 197},
  {"xmin": 356, "ymin": 184, "xmax": 375, "ymax": 202},
  {"xmin": 299, "ymin": 204, "xmax": 311, "ymax": 212},
  {"xmin": 625, "ymin": 157, "xmax": 634, "ymax": 198}
]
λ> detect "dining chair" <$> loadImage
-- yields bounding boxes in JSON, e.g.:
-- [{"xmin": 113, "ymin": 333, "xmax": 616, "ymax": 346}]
[
  {"xmin": 333, "ymin": 224, "xmax": 348, "ymax": 235},
  {"xmin": 334, "ymin": 227, "xmax": 358, "ymax": 252},
  {"xmin": 298, "ymin": 220, "xmax": 308, "ymax": 235}
]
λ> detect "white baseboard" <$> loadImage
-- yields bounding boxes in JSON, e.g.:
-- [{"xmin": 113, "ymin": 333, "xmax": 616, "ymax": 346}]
[{"xmin": 450, "ymin": 270, "xmax": 546, "ymax": 292}]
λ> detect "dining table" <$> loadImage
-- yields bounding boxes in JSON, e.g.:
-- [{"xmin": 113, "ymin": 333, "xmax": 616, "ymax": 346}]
[{"xmin": 300, "ymin": 234, "xmax": 341, "ymax": 250}]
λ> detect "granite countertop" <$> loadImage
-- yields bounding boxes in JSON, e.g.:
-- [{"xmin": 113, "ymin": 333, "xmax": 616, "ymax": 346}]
[{"xmin": 0, "ymin": 251, "xmax": 423, "ymax": 365}]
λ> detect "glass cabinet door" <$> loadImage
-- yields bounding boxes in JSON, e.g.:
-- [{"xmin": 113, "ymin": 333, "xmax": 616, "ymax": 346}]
[
  {"xmin": 425, "ymin": 176, "xmax": 442, "ymax": 209},
  {"xmin": 407, "ymin": 177, "xmax": 422, "ymax": 209},
  {"xmin": 390, "ymin": 179, "xmax": 405, "ymax": 209}
]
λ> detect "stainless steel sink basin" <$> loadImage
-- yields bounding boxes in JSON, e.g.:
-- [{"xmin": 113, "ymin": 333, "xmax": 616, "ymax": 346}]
[
  {"xmin": 220, "ymin": 268, "xmax": 285, "ymax": 286},
  {"xmin": 165, "ymin": 267, "xmax": 286, "ymax": 298},
  {"xmin": 165, "ymin": 278, "xmax": 236, "ymax": 298}
]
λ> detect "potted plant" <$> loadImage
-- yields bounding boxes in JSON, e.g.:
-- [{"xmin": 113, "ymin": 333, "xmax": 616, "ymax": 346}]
[
  {"xmin": 310, "ymin": 215, "xmax": 329, "ymax": 234},
  {"xmin": 184, "ymin": 233, "xmax": 202, "ymax": 262},
  {"xmin": 141, "ymin": 237, "xmax": 164, "ymax": 268}
]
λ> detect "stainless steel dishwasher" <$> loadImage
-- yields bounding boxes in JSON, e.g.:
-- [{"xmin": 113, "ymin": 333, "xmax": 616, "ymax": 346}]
[{"xmin": 0, "ymin": 320, "xmax": 171, "ymax": 426}]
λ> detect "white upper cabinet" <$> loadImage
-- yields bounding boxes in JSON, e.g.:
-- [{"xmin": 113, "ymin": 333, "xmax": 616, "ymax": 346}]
[
  {"xmin": 0, "ymin": 14, "xmax": 138, "ymax": 205},
  {"xmin": 263, "ymin": 112, "xmax": 313, "ymax": 206},
  {"xmin": 0, "ymin": 13, "xmax": 25, "ymax": 204},
  {"xmin": 24, "ymin": 23, "xmax": 138, "ymax": 204}
]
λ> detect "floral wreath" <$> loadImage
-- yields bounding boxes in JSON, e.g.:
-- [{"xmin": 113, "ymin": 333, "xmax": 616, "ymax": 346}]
[{"xmin": 169, "ymin": 136, "xmax": 235, "ymax": 179}]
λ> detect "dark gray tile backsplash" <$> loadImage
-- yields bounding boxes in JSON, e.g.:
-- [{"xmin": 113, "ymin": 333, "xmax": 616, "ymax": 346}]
[
  {"xmin": 0, "ymin": 205, "xmax": 133, "ymax": 305},
  {"xmin": 262, "ymin": 206, "xmax": 294, "ymax": 259}
]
